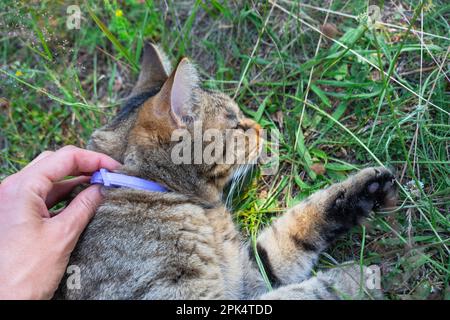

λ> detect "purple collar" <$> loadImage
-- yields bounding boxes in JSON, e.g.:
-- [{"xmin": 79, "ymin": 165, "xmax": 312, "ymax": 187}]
[{"xmin": 90, "ymin": 168, "xmax": 167, "ymax": 192}]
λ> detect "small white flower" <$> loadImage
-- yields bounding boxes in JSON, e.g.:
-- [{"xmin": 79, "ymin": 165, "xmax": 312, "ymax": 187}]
[{"xmin": 405, "ymin": 180, "xmax": 424, "ymax": 198}]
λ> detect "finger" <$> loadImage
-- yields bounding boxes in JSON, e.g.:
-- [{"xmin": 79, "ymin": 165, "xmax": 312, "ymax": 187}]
[
  {"xmin": 23, "ymin": 151, "xmax": 54, "ymax": 169},
  {"xmin": 22, "ymin": 146, "xmax": 121, "ymax": 195},
  {"xmin": 53, "ymin": 185, "xmax": 102, "ymax": 239},
  {"xmin": 0, "ymin": 151, "xmax": 54, "ymax": 187},
  {"xmin": 24, "ymin": 146, "xmax": 121, "ymax": 180},
  {"xmin": 45, "ymin": 176, "xmax": 90, "ymax": 209}
]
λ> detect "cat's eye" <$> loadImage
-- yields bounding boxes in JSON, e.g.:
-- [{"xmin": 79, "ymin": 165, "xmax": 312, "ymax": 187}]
[{"xmin": 225, "ymin": 113, "xmax": 237, "ymax": 121}]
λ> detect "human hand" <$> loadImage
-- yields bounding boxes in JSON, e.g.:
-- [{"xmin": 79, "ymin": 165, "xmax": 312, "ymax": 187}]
[{"xmin": 0, "ymin": 146, "xmax": 120, "ymax": 299}]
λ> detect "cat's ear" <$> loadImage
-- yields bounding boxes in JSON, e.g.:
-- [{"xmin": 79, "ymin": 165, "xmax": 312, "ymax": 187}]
[
  {"xmin": 130, "ymin": 42, "xmax": 171, "ymax": 96},
  {"xmin": 159, "ymin": 57, "xmax": 199, "ymax": 127}
]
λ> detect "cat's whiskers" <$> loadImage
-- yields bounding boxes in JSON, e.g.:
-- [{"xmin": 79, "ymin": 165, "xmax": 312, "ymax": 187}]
[{"xmin": 225, "ymin": 163, "xmax": 253, "ymax": 210}]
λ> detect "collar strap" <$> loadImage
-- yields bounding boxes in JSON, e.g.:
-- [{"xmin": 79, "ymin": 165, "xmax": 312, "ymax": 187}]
[{"xmin": 90, "ymin": 168, "xmax": 167, "ymax": 192}]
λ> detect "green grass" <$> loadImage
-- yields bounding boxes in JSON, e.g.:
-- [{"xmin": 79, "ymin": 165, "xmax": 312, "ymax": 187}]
[{"xmin": 0, "ymin": 0, "xmax": 449, "ymax": 299}]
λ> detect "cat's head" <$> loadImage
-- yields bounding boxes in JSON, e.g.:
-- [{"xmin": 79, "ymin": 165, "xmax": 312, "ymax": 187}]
[{"xmin": 89, "ymin": 43, "xmax": 262, "ymax": 201}]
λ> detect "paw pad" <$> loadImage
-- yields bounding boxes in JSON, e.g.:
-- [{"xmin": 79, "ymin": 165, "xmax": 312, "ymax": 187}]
[{"xmin": 368, "ymin": 182, "xmax": 380, "ymax": 194}]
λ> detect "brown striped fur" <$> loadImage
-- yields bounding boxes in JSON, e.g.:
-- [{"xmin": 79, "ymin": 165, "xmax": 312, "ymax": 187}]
[{"xmin": 55, "ymin": 43, "xmax": 396, "ymax": 300}]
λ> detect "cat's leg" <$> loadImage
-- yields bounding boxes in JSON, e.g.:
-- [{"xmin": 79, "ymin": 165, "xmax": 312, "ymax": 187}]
[
  {"xmin": 258, "ymin": 264, "xmax": 382, "ymax": 300},
  {"xmin": 243, "ymin": 167, "xmax": 396, "ymax": 295}
]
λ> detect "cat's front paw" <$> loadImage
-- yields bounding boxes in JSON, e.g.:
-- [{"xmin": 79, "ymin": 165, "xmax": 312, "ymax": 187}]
[{"xmin": 323, "ymin": 167, "xmax": 397, "ymax": 234}]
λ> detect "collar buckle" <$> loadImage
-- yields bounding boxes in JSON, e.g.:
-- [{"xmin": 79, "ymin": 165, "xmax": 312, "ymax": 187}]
[{"xmin": 90, "ymin": 168, "xmax": 167, "ymax": 192}]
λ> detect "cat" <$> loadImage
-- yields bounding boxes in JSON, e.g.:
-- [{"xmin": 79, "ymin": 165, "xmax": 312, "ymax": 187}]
[{"xmin": 54, "ymin": 43, "xmax": 397, "ymax": 300}]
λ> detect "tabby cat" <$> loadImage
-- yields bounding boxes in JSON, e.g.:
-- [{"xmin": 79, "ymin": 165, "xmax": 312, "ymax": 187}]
[{"xmin": 55, "ymin": 43, "xmax": 397, "ymax": 299}]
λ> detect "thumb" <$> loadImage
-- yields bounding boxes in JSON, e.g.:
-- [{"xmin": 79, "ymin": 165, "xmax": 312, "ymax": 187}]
[{"xmin": 55, "ymin": 185, "xmax": 103, "ymax": 238}]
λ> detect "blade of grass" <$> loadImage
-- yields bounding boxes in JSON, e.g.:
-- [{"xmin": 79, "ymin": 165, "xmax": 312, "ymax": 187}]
[
  {"xmin": 87, "ymin": 5, "xmax": 138, "ymax": 72},
  {"xmin": 29, "ymin": 9, "xmax": 53, "ymax": 62}
]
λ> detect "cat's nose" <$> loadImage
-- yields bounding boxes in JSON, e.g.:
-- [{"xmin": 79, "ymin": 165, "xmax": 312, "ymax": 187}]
[{"xmin": 239, "ymin": 119, "xmax": 262, "ymax": 136}]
